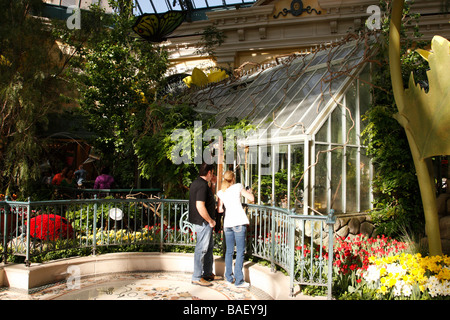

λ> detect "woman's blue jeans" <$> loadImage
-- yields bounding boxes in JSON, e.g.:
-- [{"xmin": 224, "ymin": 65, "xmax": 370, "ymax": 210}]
[
  {"xmin": 224, "ymin": 225, "xmax": 247, "ymax": 286},
  {"xmin": 192, "ymin": 222, "xmax": 214, "ymax": 281}
]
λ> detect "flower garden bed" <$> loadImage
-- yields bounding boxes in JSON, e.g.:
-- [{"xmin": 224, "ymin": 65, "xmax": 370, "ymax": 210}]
[{"xmin": 330, "ymin": 234, "xmax": 450, "ymax": 300}]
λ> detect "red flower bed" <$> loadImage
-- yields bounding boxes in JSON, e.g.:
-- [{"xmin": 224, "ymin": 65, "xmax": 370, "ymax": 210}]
[
  {"xmin": 293, "ymin": 234, "xmax": 409, "ymax": 290},
  {"xmin": 29, "ymin": 214, "xmax": 74, "ymax": 241},
  {"xmin": 333, "ymin": 234, "xmax": 409, "ymax": 280}
]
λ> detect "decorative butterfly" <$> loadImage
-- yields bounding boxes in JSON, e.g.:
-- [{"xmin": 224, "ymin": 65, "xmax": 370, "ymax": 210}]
[{"xmin": 132, "ymin": 10, "xmax": 186, "ymax": 43}]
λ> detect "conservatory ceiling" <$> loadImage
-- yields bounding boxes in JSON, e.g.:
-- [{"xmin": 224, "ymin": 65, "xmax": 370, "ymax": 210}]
[
  {"xmin": 133, "ymin": 0, "xmax": 258, "ymax": 15},
  {"xmin": 43, "ymin": 0, "xmax": 258, "ymax": 17},
  {"xmin": 191, "ymin": 36, "xmax": 372, "ymax": 145}
]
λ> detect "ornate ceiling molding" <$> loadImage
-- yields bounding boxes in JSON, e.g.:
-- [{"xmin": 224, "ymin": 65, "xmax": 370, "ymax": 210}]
[{"xmin": 273, "ymin": 0, "xmax": 322, "ymax": 19}]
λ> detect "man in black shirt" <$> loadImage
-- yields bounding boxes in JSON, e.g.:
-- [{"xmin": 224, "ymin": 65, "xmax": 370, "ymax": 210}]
[{"xmin": 189, "ymin": 162, "xmax": 221, "ymax": 286}]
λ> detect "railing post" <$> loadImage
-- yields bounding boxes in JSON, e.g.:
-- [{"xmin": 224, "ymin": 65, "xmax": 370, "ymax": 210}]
[
  {"xmin": 2, "ymin": 201, "xmax": 7, "ymax": 264},
  {"xmin": 160, "ymin": 201, "xmax": 164, "ymax": 252},
  {"xmin": 25, "ymin": 197, "xmax": 31, "ymax": 266},
  {"xmin": 326, "ymin": 209, "xmax": 336, "ymax": 300},
  {"xmin": 288, "ymin": 213, "xmax": 295, "ymax": 297},
  {"xmin": 92, "ymin": 195, "xmax": 97, "ymax": 256},
  {"xmin": 270, "ymin": 208, "xmax": 275, "ymax": 272}
]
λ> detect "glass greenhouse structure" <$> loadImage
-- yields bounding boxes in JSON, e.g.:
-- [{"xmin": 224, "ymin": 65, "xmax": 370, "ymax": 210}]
[{"xmin": 191, "ymin": 38, "xmax": 373, "ymax": 216}]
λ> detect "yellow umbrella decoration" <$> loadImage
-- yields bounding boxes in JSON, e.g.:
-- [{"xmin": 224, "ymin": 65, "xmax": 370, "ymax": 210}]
[{"xmin": 183, "ymin": 67, "xmax": 228, "ymax": 88}]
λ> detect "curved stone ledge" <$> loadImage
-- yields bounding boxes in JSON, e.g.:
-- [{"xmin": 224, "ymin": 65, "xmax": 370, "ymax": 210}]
[{"xmin": 1, "ymin": 252, "xmax": 321, "ymax": 300}]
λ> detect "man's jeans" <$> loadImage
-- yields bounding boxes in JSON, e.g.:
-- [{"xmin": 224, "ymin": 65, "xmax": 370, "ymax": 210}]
[
  {"xmin": 192, "ymin": 222, "xmax": 214, "ymax": 281},
  {"xmin": 224, "ymin": 225, "xmax": 247, "ymax": 286}
]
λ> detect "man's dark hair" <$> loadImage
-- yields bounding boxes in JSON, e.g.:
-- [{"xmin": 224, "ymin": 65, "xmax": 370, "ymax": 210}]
[{"xmin": 199, "ymin": 162, "xmax": 214, "ymax": 176}]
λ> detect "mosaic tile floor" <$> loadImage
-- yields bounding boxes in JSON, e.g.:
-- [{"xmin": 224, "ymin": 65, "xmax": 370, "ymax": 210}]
[{"xmin": 0, "ymin": 272, "xmax": 273, "ymax": 300}]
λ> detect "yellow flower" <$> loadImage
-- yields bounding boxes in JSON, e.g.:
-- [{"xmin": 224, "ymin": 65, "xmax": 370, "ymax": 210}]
[
  {"xmin": 387, "ymin": 277, "xmax": 397, "ymax": 288},
  {"xmin": 378, "ymin": 285, "xmax": 388, "ymax": 295},
  {"xmin": 437, "ymin": 268, "xmax": 450, "ymax": 281},
  {"xmin": 443, "ymin": 255, "xmax": 450, "ymax": 264}
]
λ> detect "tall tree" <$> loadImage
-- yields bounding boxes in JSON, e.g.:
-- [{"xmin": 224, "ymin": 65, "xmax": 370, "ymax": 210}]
[
  {"xmin": 0, "ymin": 0, "xmax": 70, "ymax": 196},
  {"xmin": 72, "ymin": 0, "xmax": 170, "ymax": 187}
]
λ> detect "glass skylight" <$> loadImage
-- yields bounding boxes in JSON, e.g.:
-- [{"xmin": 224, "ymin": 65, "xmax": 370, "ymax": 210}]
[{"xmin": 133, "ymin": 0, "xmax": 257, "ymax": 15}]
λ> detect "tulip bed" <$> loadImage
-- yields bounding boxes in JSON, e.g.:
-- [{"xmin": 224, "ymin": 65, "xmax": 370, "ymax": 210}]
[{"xmin": 329, "ymin": 234, "xmax": 450, "ymax": 300}]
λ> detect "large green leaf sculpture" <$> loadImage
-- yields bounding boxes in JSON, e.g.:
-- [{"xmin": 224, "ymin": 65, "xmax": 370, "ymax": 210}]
[
  {"xmin": 389, "ymin": 0, "xmax": 448, "ymax": 255},
  {"xmin": 398, "ymin": 36, "xmax": 450, "ymax": 160}
]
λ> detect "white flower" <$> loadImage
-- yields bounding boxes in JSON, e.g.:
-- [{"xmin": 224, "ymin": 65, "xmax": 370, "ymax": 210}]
[
  {"xmin": 386, "ymin": 263, "xmax": 406, "ymax": 277},
  {"xmin": 401, "ymin": 282, "xmax": 412, "ymax": 296},
  {"xmin": 393, "ymin": 283, "xmax": 402, "ymax": 296},
  {"xmin": 363, "ymin": 265, "xmax": 381, "ymax": 283}
]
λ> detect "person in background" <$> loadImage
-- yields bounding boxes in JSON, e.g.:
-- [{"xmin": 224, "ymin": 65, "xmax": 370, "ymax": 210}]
[
  {"xmin": 217, "ymin": 170, "xmax": 254, "ymax": 288},
  {"xmin": 42, "ymin": 169, "xmax": 53, "ymax": 185},
  {"xmin": 51, "ymin": 167, "xmax": 68, "ymax": 186},
  {"xmin": 94, "ymin": 167, "xmax": 115, "ymax": 189},
  {"xmin": 74, "ymin": 164, "xmax": 87, "ymax": 187},
  {"xmin": 60, "ymin": 169, "xmax": 76, "ymax": 188}
]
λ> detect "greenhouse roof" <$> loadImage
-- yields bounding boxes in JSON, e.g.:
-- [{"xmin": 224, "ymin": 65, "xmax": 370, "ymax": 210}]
[{"xmin": 191, "ymin": 37, "xmax": 371, "ymax": 145}]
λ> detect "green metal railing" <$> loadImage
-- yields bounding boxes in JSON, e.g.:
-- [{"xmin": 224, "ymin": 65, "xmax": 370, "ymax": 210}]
[{"xmin": 0, "ymin": 197, "xmax": 336, "ymax": 299}]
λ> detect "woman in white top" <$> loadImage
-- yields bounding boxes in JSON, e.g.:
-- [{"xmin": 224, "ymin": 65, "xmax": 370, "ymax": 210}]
[{"xmin": 217, "ymin": 170, "xmax": 254, "ymax": 288}]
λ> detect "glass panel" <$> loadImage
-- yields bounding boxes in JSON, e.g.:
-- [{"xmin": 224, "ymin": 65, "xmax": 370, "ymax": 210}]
[
  {"xmin": 246, "ymin": 66, "xmax": 275, "ymax": 87},
  {"xmin": 259, "ymin": 146, "xmax": 272, "ymax": 205},
  {"xmin": 313, "ymin": 144, "xmax": 328, "ymax": 214},
  {"xmin": 247, "ymin": 145, "xmax": 258, "ymax": 199},
  {"xmin": 208, "ymin": 0, "xmax": 228, "ymax": 6},
  {"xmin": 214, "ymin": 77, "xmax": 270, "ymax": 126},
  {"xmin": 235, "ymin": 72, "xmax": 280, "ymax": 122},
  {"xmin": 251, "ymin": 72, "xmax": 295, "ymax": 125},
  {"xmin": 330, "ymin": 45, "xmax": 353, "ymax": 61},
  {"xmin": 316, "ymin": 118, "xmax": 328, "ymax": 142},
  {"xmin": 346, "ymin": 147, "xmax": 358, "ymax": 212},
  {"xmin": 290, "ymin": 55, "xmax": 317, "ymax": 76},
  {"xmin": 345, "ymin": 81, "xmax": 357, "ymax": 145},
  {"xmin": 275, "ymin": 145, "xmax": 289, "ymax": 208},
  {"xmin": 217, "ymin": 88, "xmax": 257, "ymax": 123},
  {"xmin": 331, "ymin": 148, "xmax": 343, "ymax": 213},
  {"xmin": 290, "ymin": 144, "xmax": 304, "ymax": 213},
  {"xmin": 61, "ymin": 0, "xmax": 78, "ymax": 6},
  {"xmin": 234, "ymin": 164, "xmax": 243, "ymax": 184},
  {"xmin": 331, "ymin": 106, "xmax": 343, "ymax": 144},
  {"xmin": 262, "ymin": 65, "xmax": 288, "ymax": 84},
  {"xmin": 308, "ymin": 50, "xmax": 329, "ymax": 66},
  {"xmin": 360, "ymin": 148, "xmax": 371, "ymax": 211},
  {"xmin": 359, "ymin": 66, "xmax": 371, "ymax": 135},
  {"xmin": 273, "ymin": 69, "xmax": 326, "ymax": 129},
  {"xmin": 329, "ymin": 65, "xmax": 346, "ymax": 94},
  {"xmin": 194, "ymin": 0, "xmax": 208, "ymax": 7}
]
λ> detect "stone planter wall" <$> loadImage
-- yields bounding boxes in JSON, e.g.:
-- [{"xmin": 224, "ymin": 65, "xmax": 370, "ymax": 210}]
[
  {"xmin": 331, "ymin": 192, "xmax": 450, "ymax": 255},
  {"xmin": 304, "ymin": 213, "xmax": 375, "ymax": 246},
  {"xmin": 333, "ymin": 213, "xmax": 375, "ymax": 240}
]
